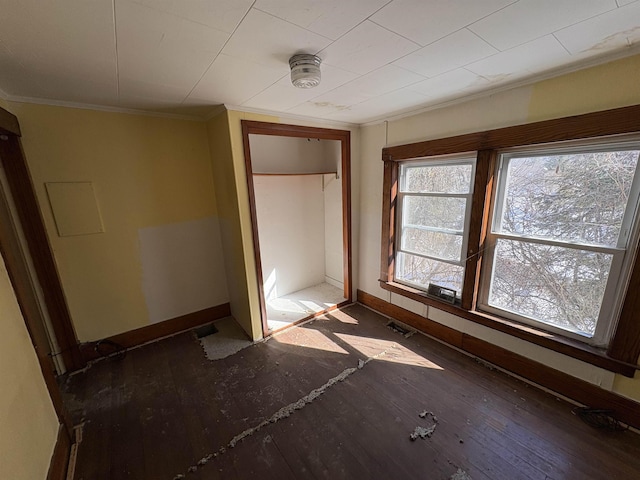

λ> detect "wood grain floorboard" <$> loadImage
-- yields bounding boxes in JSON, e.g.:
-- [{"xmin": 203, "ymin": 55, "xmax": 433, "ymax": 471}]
[{"xmin": 61, "ymin": 303, "xmax": 640, "ymax": 480}]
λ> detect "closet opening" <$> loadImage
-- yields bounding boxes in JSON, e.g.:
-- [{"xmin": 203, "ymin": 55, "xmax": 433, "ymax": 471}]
[{"xmin": 242, "ymin": 121, "xmax": 352, "ymax": 337}]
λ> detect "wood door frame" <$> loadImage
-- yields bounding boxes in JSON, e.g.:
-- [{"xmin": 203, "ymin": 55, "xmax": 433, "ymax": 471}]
[
  {"xmin": 0, "ymin": 106, "xmax": 81, "ymax": 434},
  {"xmin": 241, "ymin": 120, "xmax": 352, "ymax": 337}
]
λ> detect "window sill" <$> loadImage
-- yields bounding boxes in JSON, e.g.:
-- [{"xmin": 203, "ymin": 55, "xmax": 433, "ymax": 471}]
[{"xmin": 379, "ymin": 280, "xmax": 637, "ymax": 377}]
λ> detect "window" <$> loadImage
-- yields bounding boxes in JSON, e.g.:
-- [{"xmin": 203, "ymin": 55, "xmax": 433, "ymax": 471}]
[
  {"xmin": 395, "ymin": 157, "xmax": 475, "ymax": 301},
  {"xmin": 479, "ymin": 143, "xmax": 640, "ymax": 346},
  {"xmin": 379, "ymin": 104, "xmax": 640, "ymax": 373}
]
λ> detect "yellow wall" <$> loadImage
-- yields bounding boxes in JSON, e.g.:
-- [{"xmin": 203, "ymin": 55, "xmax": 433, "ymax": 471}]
[
  {"xmin": 0, "ymin": 255, "xmax": 59, "ymax": 480},
  {"xmin": 9, "ymin": 102, "xmax": 225, "ymax": 341},
  {"xmin": 359, "ymin": 53, "xmax": 640, "ymax": 403},
  {"xmin": 206, "ymin": 111, "xmax": 258, "ymax": 338}
]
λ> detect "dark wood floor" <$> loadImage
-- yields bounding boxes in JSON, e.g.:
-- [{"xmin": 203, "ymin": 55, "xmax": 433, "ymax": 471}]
[{"xmin": 61, "ymin": 303, "xmax": 640, "ymax": 480}]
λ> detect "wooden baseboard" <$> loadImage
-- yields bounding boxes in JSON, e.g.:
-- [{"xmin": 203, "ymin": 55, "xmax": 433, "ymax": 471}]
[
  {"xmin": 357, "ymin": 289, "xmax": 640, "ymax": 429},
  {"xmin": 47, "ymin": 424, "xmax": 71, "ymax": 480},
  {"xmin": 79, "ymin": 303, "xmax": 231, "ymax": 364}
]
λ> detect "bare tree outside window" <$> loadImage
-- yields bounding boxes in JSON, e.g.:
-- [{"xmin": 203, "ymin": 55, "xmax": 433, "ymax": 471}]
[
  {"xmin": 487, "ymin": 149, "xmax": 640, "ymax": 337},
  {"xmin": 395, "ymin": 159, "xmax": 474, "ymax": 296}
]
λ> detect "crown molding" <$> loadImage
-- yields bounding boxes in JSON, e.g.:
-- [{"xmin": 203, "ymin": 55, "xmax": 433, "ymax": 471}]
[
  {"xmin": 4, "ymin": 95, "xmax": 208, "ymax": 121},
  {"xmin": 2, "ymin": 45, "xmax": 638, "ymax": 129}
]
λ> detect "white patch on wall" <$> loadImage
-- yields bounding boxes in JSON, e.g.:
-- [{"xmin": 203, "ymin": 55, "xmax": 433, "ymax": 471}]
[
  {"xmin": 138, "ymin": 216, "xmax": 229, "ymax": 324},
  {"xmin": 45, "ymin": 182, "xmax": 104, "ymax": 236}
]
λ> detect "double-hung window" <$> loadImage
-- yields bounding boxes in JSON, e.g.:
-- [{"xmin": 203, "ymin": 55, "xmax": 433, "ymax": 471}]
[
  {"xmin": 479, "ymin": 142, "xmax": 640, "ymax": 346},
  {"xmin": 380, "ymin": 105, "xmax": 640, "ymax": 373},
  {"xmin": 395, "ymin": 156, "xmax": 475, "ymax": 302}
]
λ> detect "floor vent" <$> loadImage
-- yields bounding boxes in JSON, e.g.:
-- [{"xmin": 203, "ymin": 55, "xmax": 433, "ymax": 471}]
[
  {"xmin": 387, "ymin": 321, "xmax": 412, "ymax": 336},
  {"xmin": 195, "ymin": 323, "xmax": 219, "ymax": 338}
]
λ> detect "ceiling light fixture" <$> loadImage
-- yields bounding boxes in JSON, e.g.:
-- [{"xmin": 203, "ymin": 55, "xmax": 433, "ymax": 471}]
[{"xmin": 289, "ymin": 54, "xmax": 321, "ymax": 89}]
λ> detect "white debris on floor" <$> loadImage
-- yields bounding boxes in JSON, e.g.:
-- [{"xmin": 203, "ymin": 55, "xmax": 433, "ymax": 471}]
[
  {"xmin": 198, "ymin": 317, "xmax": 253, "ymax": 360},
  {"xmin": 171, "ymin": 347, "xmax": 395, "ymax": 479},
  {"xmin": 410, "ymin": 410, "xmax": 438, "ymax": 440},
  {"xmin": 410, "ymin": 425, "xmax": 437, "ymax": 440},
  {"xmin": 450, "ymin": 467, "xmax": 472, "ymax": 480}
]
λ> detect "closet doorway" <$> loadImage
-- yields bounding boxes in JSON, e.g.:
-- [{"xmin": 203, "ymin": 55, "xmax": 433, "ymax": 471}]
[{"xmin": 242, "ymin": 121, "xmax": 351, "ymax": 337}]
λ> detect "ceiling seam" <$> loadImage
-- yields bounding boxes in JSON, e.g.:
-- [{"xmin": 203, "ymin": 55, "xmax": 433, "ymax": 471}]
[
  {"xmin": 128, "ymin": 0, "xmax": 235, "ymax": 32},
  {"xmin": 362, "ymin": 43, "xmax": 640, "ymax": 127},
  {"xmin": 179, "ymin": 1, "xmax": 257, "ymax": 105},
  {"xmin": 553, "ymin": 33, "xmax": 572, "ymax": 56}
]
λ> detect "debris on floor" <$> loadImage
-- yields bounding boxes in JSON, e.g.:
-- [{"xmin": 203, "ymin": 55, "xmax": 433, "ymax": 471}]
[
  {"xmin": 450, "ymin": 467, "xmax": 472, "ymax": 480},
  {"xmin": 172, "ymin": 348, "xmax": 394, "ymax": 478},
  {"xmin": 410, "ymin": 425, "xmax": 436, "ymax": 440},
  {"xmin": 572, "ymin": 406, "xmax": 627, "ymax": 431},
  {"xmin": 410, "ymin": 410, "xmax": 438, "ymax": 441},
  {"xmin": 198, "ymin": 317, "xmax": 253, "ymax": 360}
]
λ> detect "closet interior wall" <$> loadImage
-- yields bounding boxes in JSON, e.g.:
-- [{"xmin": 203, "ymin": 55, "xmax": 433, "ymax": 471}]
[{"xmin": 249, "ymin": 134, "xmax": 345, "ymax": 331}]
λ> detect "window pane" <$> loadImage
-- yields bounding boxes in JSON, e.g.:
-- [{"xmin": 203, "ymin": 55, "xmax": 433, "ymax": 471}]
[
  {"xmin": 403, "ymin": 163, "xmax": 473, "ymax": 193},
  {"xmin": 404, "ymin": 196, "xmax": 466, "ymax": 231},
  {"xmin": 401, "ymin": 227, "xmax": 463, "ymax": 261},
  {"xmin": 396, "ymin": 252, "xmax": 464, "ymax": 294},
  {"xmin": 498, "ymin": 150, "xmax": 640, "ymax": 246},
  {"xmin": 488, "ymin": 238, "xmax": 612, "ymax": 337}
]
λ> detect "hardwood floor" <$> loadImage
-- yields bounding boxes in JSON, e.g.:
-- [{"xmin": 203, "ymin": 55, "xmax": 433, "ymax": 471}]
[{"xmin": 61, "ymin": 304, "xmax": 640, "ymax": 480}]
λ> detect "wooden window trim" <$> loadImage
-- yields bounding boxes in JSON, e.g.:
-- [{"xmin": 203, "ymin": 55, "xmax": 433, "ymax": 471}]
[{"xmin": 380, "ymin": 104, "xmax": 640, "ymax": 377}]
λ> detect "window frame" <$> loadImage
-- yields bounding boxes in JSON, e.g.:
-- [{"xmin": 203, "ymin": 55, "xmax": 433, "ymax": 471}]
[
  {"xmin": 477, "ymin": 141, "xmax": 640, "ymax": 347},
  {"xmin": 394, "ymin": 155, "xmax": 476, "ymax": 300},
  {"xmin": 379, "ymin": 104, "xmax": 640, "ymax": 377}
]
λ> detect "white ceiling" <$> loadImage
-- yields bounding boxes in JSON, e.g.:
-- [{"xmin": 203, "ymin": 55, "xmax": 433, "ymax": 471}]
[{"xmin": 0, "ymin": 0, "xmax": 639, "ymax": 124}]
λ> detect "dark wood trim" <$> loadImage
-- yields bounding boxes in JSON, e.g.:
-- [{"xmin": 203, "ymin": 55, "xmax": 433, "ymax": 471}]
[
  {"xmin": 383, "ymin": 104, "xmax": 640, "ymax": 160},
  {"xmin": 0, "ymin": 135, "xmax": 83, "ymax": 371},
  {"xmin": 239, "ymin": 120, "xmax": 350, "ymax": 141},
  {"xmin": 241, "ymin": 120, "xmax": 352, "ymax": 338},
  {"xmin": 462, "ymin": 335, "xmax": 640, "ymax": 430},
  {"xmin": 380, "ymin": 160, "xmax": 397, "ymax": 283},
  {"xmin": 253, "ymin": 171, "xmax": 338, "ymax": 176},
  {"xmin": 377, "ymin": 281, "xmax": 636, "ymax": 376},
  {"xmin": 608, "ymin": 234, "xmax": 640, "ymax": 364},
  {"xmin": 79, "ymin": 303, "xmax": 231, "ymax": 363},
  {"xmin": 241, "ymin": 121, "xmax": 270, "ymax": 338},
  {"xmin": 358, "ymin": 289, "xmax": 640, "ymax": 429},
  {"xmin": 461, "ymin": 150, "xmax": 495, "ymax": 310},
  {"xmin": 0, "ymin": 181, "xmax": 75, "ymax": 433},
  {"xmin": 47, "ymin": 424, "xmax": 71, "ymax": 480},
  {"xmin": 358, "ymin": 289, "xmax": 463, "ymax": 348},
  {"xmin": 342, "ymin": 130, "xmax": 352, "ymax": 301},
  {"xmin": 0, "ymin": 107, "xmax": 21, "ymax": 136},
  {"xmin": 380, "ymin": 104, "xmax": 640, "ymax": 374}
]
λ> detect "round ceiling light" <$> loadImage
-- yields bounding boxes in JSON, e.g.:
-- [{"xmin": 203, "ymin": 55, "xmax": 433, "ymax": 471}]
[{"xmin": 289, "ymin": 54, "xmax": 321, "ymax": 89}]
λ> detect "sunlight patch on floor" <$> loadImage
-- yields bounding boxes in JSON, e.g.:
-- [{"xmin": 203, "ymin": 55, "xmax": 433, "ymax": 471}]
[
  {"xmin": 334, "ymin": 332, "xmax": 444, "ymax": 370},
  {"xmin": 267, "ymin": 282, "xmax": 346, "ymax": 331},
  {"xmin": 273, "ymin": 327, "xmax": 350, "ymax": 355}
]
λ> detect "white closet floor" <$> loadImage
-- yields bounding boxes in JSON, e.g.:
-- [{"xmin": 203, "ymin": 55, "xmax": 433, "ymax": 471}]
[{"xmin": 266, "ymin": 282, "xmax": 346, "ymax": 332}]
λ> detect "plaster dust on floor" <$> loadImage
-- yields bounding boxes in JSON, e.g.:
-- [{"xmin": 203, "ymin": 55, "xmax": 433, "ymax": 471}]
[
  {"xmin": 198, "ymin": 316, "xmax": 253, "ymax": 360},
  {"xmin": 172, "ymin": 347, "xmax": 395, "ymax": 479},
  {"xmin": 450, "ymin": 467, "xmax": 472, "ymax": 480}
]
